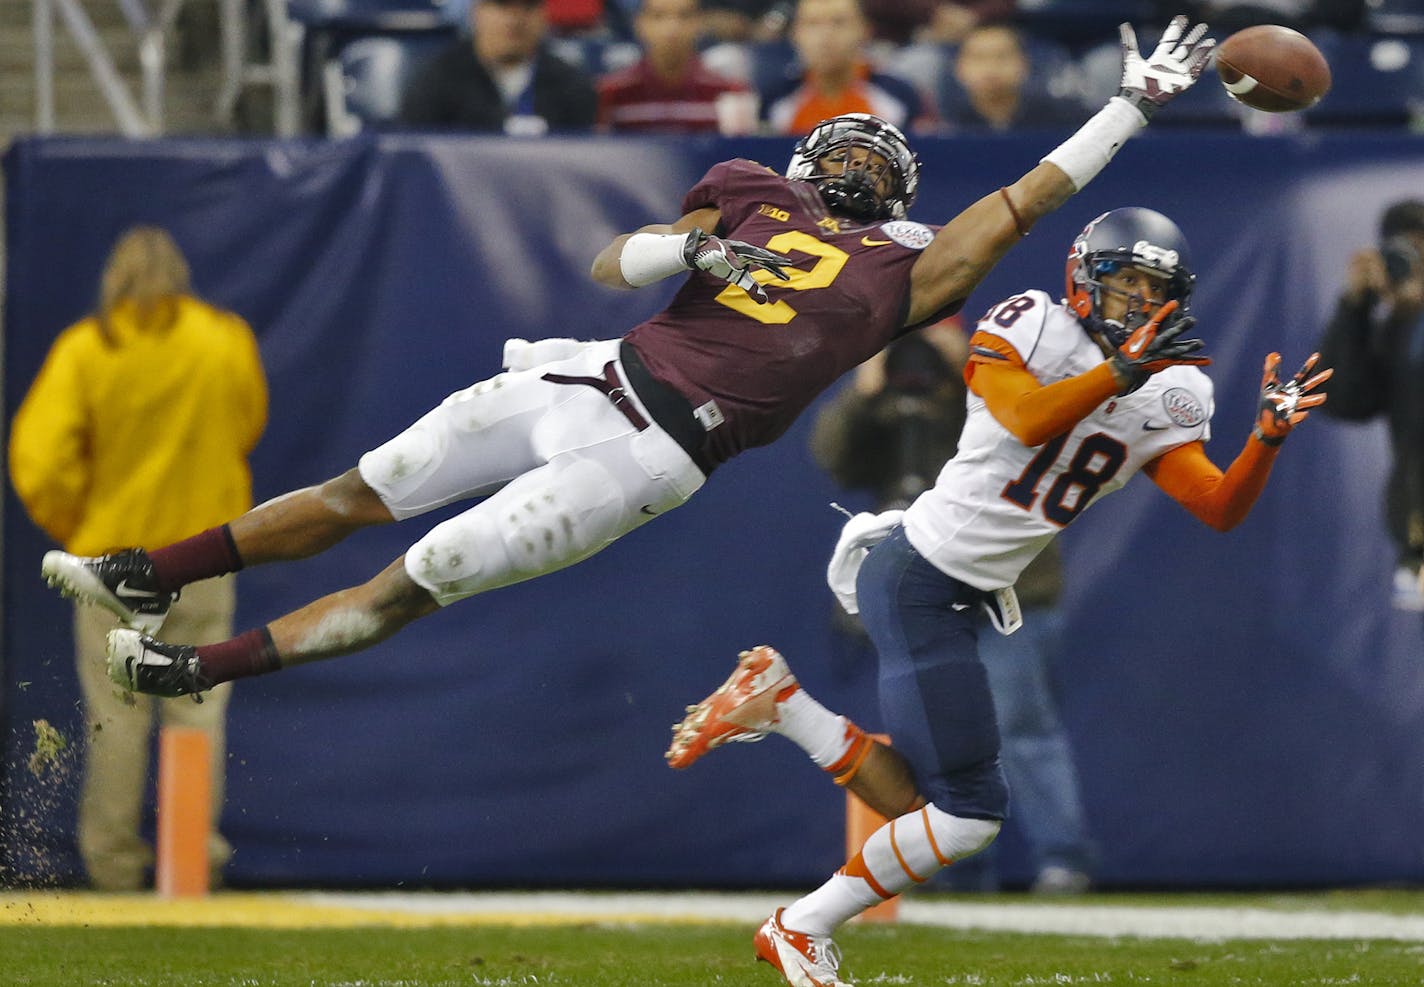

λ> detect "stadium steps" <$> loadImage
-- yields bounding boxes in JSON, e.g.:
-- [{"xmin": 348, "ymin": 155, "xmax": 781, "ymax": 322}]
[{"xmin": 0, "ymin": 0, "xmax": 235, "ymax": 144}]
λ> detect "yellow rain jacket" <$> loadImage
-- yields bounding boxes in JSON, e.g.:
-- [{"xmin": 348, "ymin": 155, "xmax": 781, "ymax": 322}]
[{"xmin": 9, "ymin": 295, "xmax": 268, "ymax": 554}]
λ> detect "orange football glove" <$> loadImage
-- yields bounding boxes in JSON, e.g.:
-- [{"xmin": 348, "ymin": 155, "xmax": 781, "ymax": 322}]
[
  {"xmin": 1106, "ymin": 299, "xmax": 1212, "ymax": 395},
  {"xmin": 1253, "ymin": 351, "xmax": 1332, "ymax": 446}
]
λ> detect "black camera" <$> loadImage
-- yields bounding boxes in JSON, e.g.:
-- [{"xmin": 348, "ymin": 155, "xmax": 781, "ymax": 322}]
[{"xmin": 1381, "ymin": 235, "xmax": 1420, "ymax": 284}]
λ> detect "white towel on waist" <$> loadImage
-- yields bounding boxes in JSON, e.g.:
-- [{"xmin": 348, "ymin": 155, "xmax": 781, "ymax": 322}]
[{"xmin": 826, "ymin": 510, "xmax": 904, "ymax": 615}]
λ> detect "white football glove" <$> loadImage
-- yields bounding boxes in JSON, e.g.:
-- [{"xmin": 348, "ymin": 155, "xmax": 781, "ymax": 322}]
[
  {"xmin": 1118, "ymin": 14, "xmax": 1216, "ymax": 120},
  {"xmin": 682, "ymin": 228, "xmax": 792, "ymax": 304}
]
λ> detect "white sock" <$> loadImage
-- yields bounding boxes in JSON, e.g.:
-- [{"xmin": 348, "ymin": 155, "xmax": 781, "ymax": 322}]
[
  {"xmin": 775, "ymin": 688, "xmax": 857, "ymax": 769},
  {"xmin": 783, "ymin": 806, "xmax": 1002, "ymax": 937}
]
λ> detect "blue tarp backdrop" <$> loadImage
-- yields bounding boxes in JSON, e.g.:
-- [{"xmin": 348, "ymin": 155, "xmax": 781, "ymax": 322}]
[{"xmin": 3, "ymin": 132, "xmax": 1423, "ymax": 889}]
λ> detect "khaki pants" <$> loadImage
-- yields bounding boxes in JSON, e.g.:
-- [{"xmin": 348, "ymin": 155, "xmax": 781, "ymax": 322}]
[{"xmin": 73, "ymin": 576, "xmax": 236, "ymax": 891}]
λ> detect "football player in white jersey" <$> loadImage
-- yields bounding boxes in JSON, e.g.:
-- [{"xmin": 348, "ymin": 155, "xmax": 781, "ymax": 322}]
[{"xmin": 666, "ymin": 207, "xmax": 1331, "ymax": 987}]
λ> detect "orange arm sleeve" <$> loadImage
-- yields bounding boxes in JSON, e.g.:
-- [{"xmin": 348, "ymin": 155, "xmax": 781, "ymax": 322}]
[
  {"xmin": 966, "ymin": 331, "xmax": 1121, "ymax": 447},
  {"xmin": 1143, "ymin": 435, "xmax": 1280, "ymax": 532}
]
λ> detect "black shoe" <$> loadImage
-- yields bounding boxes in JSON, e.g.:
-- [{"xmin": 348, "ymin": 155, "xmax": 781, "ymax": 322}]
[
  {"xmin": 106, "ymin": 629, "xmax": 210, "ymax": 700},
  {"xmin": 42, "ymin": 548, "xmax": 174, "ymax": 633}
]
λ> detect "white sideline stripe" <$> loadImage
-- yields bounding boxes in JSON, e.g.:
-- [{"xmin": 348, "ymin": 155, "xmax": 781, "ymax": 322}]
[{"xmin": 299, "ymin": 892, "xmax": 1424, "ymax": 941}]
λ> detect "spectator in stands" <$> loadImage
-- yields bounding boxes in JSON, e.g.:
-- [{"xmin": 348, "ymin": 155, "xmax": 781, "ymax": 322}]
[
  {"xmin": 810, "ymin": 327, "xmax": 1096, "ymax": 896},
  {"xmin": 861, "ymin": 0, "xmax": 1016, "ymax": 46},
  {"xmin": 764, "ymin": 0, "xmax": 932, "ymax": 134},
  {"xmin": 1317, "ymin": 199, "xmax": 1424, "ymax": 611},
  {"xmin": 944, "ymin": 22, "xmax": 1087, "ymax": 132},
  {"xmin": 598, "ymin": 0, "xmax": 757, "ymax": 133},
  {"xmin": 399, "ymin": 0, "xmax": 598, "ymax": 133},
  {"xmin": 9, "ymin": 225, "xmax": 266, "ymax": 891},
  {"xmin": 701, "ymin": 0, "xmax": 792, "ymax": 43}
]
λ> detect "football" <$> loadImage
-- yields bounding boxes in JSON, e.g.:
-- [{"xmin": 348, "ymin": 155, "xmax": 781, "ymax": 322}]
[{"xmin": 1214, "ymin": 25, "xmax": 1332, "ymax": 112}]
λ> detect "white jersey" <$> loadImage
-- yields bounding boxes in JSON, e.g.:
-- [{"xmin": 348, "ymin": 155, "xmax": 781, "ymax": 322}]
[{"xmin": 903, "ymin": 289, "xmax": 1214, "ymax": 591}]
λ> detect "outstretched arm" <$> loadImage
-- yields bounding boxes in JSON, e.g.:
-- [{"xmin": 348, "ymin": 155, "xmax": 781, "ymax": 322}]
[
  {"xmin": 1145, "ymin": 352, "xmax": 1332, "ymax": 531},
  {"xmin": 903, "ymin": 15, "xmax": 1214, "ymax": 326}
]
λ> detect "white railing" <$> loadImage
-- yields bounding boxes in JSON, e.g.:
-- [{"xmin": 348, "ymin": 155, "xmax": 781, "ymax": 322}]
[{"xmin": 31, "ymin": 0, "xmax": 301, "ymax": 136}]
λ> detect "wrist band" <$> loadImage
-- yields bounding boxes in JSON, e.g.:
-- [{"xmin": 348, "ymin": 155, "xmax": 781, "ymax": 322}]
[
  {"xmin": 619, "ymin": 232, "xmax": 692, "ymax": 287},
  {"xmin": 1040, "ymin": 97, "xmax": 1147, "ymax": 192},
  {"xmin": 1253, "ymin": 425, "xmax": 1286, "ymax": 447},
  {"xmin": 999, "ymin": 187, "xmax": 1029, "ymax": 238}
]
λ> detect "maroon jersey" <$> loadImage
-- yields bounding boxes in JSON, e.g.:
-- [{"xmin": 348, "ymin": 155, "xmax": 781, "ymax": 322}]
[
  {"xmin": 625, "ymin": 159, "xmax": 957, "ymax": 467},
  {"xmin": 597, "ymin": 58, "xmax": 747, "ymax": 134}
]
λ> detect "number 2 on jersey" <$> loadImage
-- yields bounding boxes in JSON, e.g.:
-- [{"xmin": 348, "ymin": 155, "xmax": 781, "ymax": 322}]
[
  {"xmin": 714, "ymin": 231, "xmax": 849, "ymax": 325},
  {"xmin": 1002, "ymin": 432, "xmax": 1127, "ymax": 526}
]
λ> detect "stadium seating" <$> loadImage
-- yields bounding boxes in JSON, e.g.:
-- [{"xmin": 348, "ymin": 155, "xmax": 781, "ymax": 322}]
[
  {"xmin": 285, "ymin": 0, "xmax": 460, "ymax": 32},
  {"xmin": 325, "ymin": 33, "xmax": 453, "ymax": 133},
  {"xmin": 1306, "ymin": 32, "xmax": 1424, "ymax": 127},
  {"xmin": 1366, "ymin": 0, "xmax": 1424, "ymax": 36},
  {"xmin": 1012, "ymin": 0, "xmax": 1152, "ymax": 46}
]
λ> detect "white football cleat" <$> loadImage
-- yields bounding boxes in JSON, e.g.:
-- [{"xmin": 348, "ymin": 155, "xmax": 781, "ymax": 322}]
[
  {"xmin": 753, "ymin": 908, "xmax": 852, "ymax": 987},
  {"xmin": 41, "ymin": 548, "xmax": 173, "ymax": 634},
  {"xmin": 665, "ymin": 645, "xmax": 799, "ymax": 769}
]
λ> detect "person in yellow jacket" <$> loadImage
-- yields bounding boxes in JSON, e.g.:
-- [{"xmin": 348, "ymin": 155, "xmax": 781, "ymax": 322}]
[{"xmin": 9, "ymin": 225, "xmax": 267, "ymax": 890}]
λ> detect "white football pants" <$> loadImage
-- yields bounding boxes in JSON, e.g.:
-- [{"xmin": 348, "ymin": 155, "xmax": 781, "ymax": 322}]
[{"xmin": 358, "ymin": 339, "xmax": 705, "ymax": 605}]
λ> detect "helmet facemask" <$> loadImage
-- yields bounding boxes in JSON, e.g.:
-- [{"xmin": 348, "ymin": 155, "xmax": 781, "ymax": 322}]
[
  {"xmin": 1079, "ymin": 260, "xmax": 1173, "ymax": 346},
  {"xmin": 786, "ymin": 113, "xmax": 919, "ymax": 222}
]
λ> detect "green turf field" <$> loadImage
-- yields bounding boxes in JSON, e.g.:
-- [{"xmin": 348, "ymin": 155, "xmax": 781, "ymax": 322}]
[{"xmin": 4, "ymin": 890, "xmax": 1423, "ymax": 986}]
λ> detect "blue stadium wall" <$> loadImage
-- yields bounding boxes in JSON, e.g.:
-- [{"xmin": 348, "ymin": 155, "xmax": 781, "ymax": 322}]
[{"xmin": 3, "ymin": 132, "xmax": 1423, "ymax": 890}]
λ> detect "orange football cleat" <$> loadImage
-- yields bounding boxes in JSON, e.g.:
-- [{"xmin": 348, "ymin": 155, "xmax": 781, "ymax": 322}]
[{"xmin": 665, "ymin": 645, "xmax": 799, "ymax": 769}]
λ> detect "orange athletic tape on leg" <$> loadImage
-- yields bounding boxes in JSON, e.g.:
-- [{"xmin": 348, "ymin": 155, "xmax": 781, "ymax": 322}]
[
  {"xmin": 829, "ymin": 729, "xmax": 873, "ymax": 786},
  {"xmin": 844, "ymin": 733, "xmax": 899, "ymax": 923}
]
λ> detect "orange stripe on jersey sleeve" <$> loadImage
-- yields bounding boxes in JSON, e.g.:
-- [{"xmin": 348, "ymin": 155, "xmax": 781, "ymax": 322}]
[
  {"xmin": 966, "ymin": 330, "xmax": 1121, "ymax": 447},
  {"xmin": 1144, "ymin": 436, "xmax": 1279, "ymax": 532}
]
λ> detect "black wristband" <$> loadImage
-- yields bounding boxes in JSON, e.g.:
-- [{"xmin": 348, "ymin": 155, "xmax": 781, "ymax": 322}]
[{"xmin": 1253, "ymin": 425, "xmax": 1286, "ymax": 447}]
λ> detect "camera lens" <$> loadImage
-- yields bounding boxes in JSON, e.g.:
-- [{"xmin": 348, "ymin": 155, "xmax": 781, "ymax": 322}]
[{"xmin": 1382, "ymin": 235, "xmax": 1419, "ymax": 284}]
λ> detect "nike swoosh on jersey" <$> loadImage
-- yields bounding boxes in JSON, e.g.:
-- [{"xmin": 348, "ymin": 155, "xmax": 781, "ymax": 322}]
[
  {"xmin": 639, "ymin": 505, "xmax": 660, "ymax": 516},
  {"xmin": 861, "ymin": 236, "xmax": 893, "ymax": 246},
  {"xmin": 1142, "ymin": 422, "xmax": 1171, "ymax": 431}
]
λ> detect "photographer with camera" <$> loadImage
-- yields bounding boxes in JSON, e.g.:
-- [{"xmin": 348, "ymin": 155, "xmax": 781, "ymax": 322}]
[
  {"xmin": 809, "ymin": 322, "xmax": 1096, "ymax": 894},
  {"xmin": 1318, "ymin": 198, "xmax": 1424, "ymax": 611}
]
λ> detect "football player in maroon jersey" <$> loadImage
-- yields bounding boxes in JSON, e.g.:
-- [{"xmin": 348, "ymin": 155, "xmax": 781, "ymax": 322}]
[{"xmin": 44, "ymin": 20, "xmax": 1216, "ymax": 758}]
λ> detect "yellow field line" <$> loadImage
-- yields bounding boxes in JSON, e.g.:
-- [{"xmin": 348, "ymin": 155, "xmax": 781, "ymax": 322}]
[{"xmin": 0, "ymin": 892, "xmax": 706, "ymax": 928}]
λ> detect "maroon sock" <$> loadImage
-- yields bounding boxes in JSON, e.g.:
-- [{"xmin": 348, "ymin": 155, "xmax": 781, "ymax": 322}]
[
  {"xmin": 149, "ymin": 525, "xmax": 243, "ymax": 594},
  {"xmin": 196, "ymin": 627, "xmax": 281, "ymax": 686}
]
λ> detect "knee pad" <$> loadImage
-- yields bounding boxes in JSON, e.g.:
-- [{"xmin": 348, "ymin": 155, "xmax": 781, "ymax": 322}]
[
  {"xmin": 405, "ymin": 456, "xmax": 626, "ymax": 605},
  {"xmin": 359, "ymin": 421, "xmax": 444, "ymax": 519},
  {"xmin": 406, "ymin": 511, "xmax": 512, "ymax": 604},
  {"xmin": 923, "ymin": 804, "xmax": 1001, "ymax": 862},
  {"xmin": 850, "ymin": 805, "xmax": 1001, "ymax": 894}
]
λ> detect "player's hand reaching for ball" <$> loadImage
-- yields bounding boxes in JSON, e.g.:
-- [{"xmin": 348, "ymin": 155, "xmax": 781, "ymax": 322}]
[
  {"xmin": 683, "ymin": 228, "xmax": 792, "ymax": 304},
  {"xmin": 1106, "ymin": 299, "xmax": 1211, "ymax": 395},
  {"xmin": 1118, "ymin": 14, "xmax": 1215, "ymax": 119},
  {"xmin": 1254, "ymin": 352, "xmax": 1331, "ymax": 446}
]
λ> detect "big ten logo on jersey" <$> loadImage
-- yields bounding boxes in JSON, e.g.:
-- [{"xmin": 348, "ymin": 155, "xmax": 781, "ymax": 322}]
[{"xmin": 757, "ymin": 204, "xmax": 791, "ymax": 222}]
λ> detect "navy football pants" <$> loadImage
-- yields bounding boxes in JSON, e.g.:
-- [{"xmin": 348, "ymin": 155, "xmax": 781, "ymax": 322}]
[{"xmin": 855, "ymin": 525, "xmax": 1009, "ymax": 820}]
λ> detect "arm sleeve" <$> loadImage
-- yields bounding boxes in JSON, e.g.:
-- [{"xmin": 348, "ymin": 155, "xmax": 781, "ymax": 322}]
[
  {"xmin": 965, "ymin": 330, "xmax": 1120, "ymax": 447},
  {"xmin": 1316, "ymin": 296, "xmax": 1386, "ymax": 420},
  {"xmin": 1143, "ymin": 435, "xmax": 1279, "ymax": 532},
  {"xmin": 7, "ymin": 332, "xmax": 92, "ymax": 545}
]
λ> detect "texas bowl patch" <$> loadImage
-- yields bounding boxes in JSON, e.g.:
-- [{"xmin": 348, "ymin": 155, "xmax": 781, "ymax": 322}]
[
  {"xmin": 1162, "ymin": 387, "xmax": 1206, "ymax": 427},
  {"xmin": 880, "ymin": 221, "xmax": 935, "ymax": 250}
]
